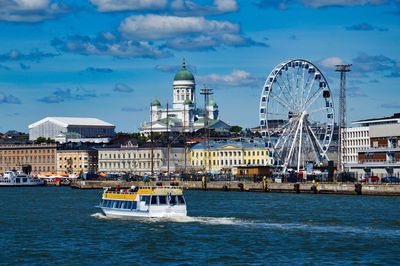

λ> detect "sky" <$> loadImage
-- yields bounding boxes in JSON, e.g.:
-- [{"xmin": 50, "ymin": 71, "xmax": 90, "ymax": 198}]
[{"xmin": 0, "ymin": 0, "xmax": 399, "ymax": 133}]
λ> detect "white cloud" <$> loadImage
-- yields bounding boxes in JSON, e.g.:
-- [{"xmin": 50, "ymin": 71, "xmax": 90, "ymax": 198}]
[
  {"xmin": 0, "ymin": 0, "xmax": 65, "ymax": 22},
  {"xmin": 91, "ymin": 0, "xmax": 238, "ymax": 14},
  {"xmin": 90, "ymin": 0, "xmax": 167, "ymax": 12},
  {"xmin": 171, "ymin": 0, "xmax": 238, "ymax": 15},
  {"xmin": 114, "ymin": 83, "xmax": 134, "ymax": 93},
  {"xmin": 52, "ymin": 35, "xmax": 171, "ymax": 59},
  {"xmin": 257, "ymin": 0, "xmax": 387, "ymax": 9},
  {"xmin": 318, "ymin": 56, "xmax": 345, "ymax": 69},
  {"xmin": 164, "ymin": 35, "xmax": 217, "ymax": 51},
  {"xmin": 119, "ymin": 14, "xmax": 239, "ymax": 40},
  {"xmin": 214, "ymin": 0, "xmax": 238, "ymax": 12},
  {"xmin": 301, "ymin": 0, "xmax": 386, "ymax": 8},
  {"xmin": 198, "ymin": 70, "xmax": 259, "ymax": 87}
]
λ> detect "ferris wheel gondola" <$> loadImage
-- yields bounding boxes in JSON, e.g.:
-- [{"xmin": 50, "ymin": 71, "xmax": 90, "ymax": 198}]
[{"xmin": 259, "ymin": 59, "xmax": 334, "ymax": 173}]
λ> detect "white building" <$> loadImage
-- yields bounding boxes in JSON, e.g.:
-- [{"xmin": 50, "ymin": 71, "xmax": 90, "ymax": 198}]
[
  {"xmin": 97, "ymin": 142, "xmax": 186, "ymax": 176},
  {"xmin": 346, "ymin": 113, "xmax": 400, "ymax": 177},
  {"xmin": 29, "ymin": 117, "xmax": 115, "ymax": 142},
  {"xmin": 139, "ymin": 59, "xmax": 230, "ymax": 134},
  {"xmin": 342, "ymin": 126, "xmax": 370, "ymax": 165}
]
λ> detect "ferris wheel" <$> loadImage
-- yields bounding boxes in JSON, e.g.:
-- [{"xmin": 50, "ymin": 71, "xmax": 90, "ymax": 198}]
[{"xmin": 259, "ymin": 59, "xmax": 334, "ymax": 172}]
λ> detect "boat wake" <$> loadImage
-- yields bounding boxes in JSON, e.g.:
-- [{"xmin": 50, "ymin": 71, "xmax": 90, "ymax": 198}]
[
  {"xmin": 91, "ymin": 212, "xmax": 245, "ymax": 225},
  {"xmin": 91, "ymin": 212, "xmax": 109, "ymax": 220},
  {"xmin": 90, "ymin": 213, "xmax": 400, "ymax": 237},
  {"xmin": 147, "ymin": 216, "xmax": 243, "ymax": 225}
]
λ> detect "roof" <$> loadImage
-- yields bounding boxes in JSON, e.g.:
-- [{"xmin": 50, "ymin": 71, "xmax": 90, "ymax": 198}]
[
  {"xmin": 29, "ymin": 117, "xmax": 115, "ymax": 129},
  {"xmin": 151, "ymin": 99, "xmax": 161, "ymax": 106},
  {"xmin": 194, "ymin": 119, "xmax": 230, "ymax": 129},
  {"xmin": 174, "ymin": 59, "xmax": 194, "ymax": 81},
  {"xmin": 208, "ymin": 99, "xmax": 217, "ymax": 107},
  {"xmin": 190, "ymin": 140, "xmax": 269, "ymax": 150},
  {"xmin": 353, "ymin": 113, "xmax": 400, "ymax": 124}
]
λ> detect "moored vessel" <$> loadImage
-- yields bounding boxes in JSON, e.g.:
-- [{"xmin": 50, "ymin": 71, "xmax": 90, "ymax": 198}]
[
  {"xmin": 0, "ymin": 170, "xmax": 45, "ymax": 187},
  {"xmin": 100, "ymin": 185, "xmax": 187, "ymax": 218}
]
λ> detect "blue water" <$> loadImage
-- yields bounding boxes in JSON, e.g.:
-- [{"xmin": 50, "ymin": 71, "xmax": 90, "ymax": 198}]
[{"xmin": 2, "ymin": 187, "xmax": 400, "ymax": 265}]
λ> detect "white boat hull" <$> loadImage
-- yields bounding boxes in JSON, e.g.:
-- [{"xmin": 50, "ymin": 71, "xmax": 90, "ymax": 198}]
[
  {"xmin": 0, "ymin": 171, "xmax": 45, "ymax": 187},
  {"xmin": 0, "ymin": 180, "xmax": 45, "ymax": 187},
  {"xmin": 101, "ymin": 206, "xmax": 187, "ymax": 218}
]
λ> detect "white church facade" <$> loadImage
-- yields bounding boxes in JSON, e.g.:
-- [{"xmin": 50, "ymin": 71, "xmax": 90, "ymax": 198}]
[{"xmin": 139, "ymin": 60, "xmax": 230, "ymax": 134}]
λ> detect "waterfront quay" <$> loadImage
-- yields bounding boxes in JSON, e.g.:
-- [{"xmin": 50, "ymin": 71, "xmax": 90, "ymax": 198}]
[{"xmin": 69, "ymin": 180, "xmax": 400, "ymax": 196}]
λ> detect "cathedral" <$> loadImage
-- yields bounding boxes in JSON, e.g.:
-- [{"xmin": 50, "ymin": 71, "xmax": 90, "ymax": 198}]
[{"xmin": 139, "ymin": 60, "xmax": 231, "ymax": 134}]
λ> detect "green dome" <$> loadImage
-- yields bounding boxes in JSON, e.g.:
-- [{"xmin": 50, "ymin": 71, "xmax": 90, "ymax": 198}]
[
  {"xmin": 208, "ymin": 99, "xmax": 217, "ymax": 106},
  {"xmin": 184, "ymin": 99, "xmax": 193, "ymax": 105},
  {"xmin": 174, "ymin": 59, "xmax": 195, "ymax": 81},
  {"xmin": 151, "ymin": 99, "xmax": 161, "ymax": 106}
]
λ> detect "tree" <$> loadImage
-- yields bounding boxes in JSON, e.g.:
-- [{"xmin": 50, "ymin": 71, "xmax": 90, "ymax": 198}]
[
  {"xmin": 35, "ymin": 137, "xmax": 47, "ymax": 144},
  {"xmin": 230, "ymin": 125, "xmax": 243, "ymax": 134}
]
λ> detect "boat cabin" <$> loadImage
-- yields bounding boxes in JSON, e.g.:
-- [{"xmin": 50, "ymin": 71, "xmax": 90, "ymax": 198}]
[{"xmin": 100, "ymin": 186, "xmax": 187, "ymax": 218}]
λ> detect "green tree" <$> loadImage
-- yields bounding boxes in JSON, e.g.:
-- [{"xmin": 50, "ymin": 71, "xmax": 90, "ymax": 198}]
[
  {"xmin": 36, "ymin": 137, "xmax": 47, "ymax": 144},
  {"xmin": 230, "ymin": 125, "xmax": 243, "ymax": 134}
]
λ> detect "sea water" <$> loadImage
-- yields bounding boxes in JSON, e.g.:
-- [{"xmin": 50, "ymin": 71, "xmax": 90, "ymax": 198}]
[{"xmin": 2, "ymin": 187, "xmax": 400, "ymax": 265}]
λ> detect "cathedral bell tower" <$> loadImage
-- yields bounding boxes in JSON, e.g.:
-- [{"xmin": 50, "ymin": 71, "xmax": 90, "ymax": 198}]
[{"xmin": 172, "ymin": 59, "xmax": 196, "ymax": 110}]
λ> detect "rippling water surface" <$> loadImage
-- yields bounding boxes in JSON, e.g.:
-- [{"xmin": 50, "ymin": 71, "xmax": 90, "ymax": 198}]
[{"xmin": 2, "ymin": 187, "xmax": 400, "ymax": 265}]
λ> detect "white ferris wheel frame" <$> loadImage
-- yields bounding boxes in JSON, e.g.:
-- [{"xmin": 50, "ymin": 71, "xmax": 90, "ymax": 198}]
[{"xmin": 259, "ymin": 59, "xmax": 335, "ymax": 173}]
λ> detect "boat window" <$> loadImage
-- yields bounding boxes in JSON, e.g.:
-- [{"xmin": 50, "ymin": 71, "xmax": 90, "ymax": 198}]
[
  {"xmin": 177, "ymin": 196, "xmax": 185, "ymax": 205},
  {"xmin": 23, "ymin": 178, "xmax": 27, "ymax": 182},
  {"xmin": 111, "ymin": 201, "xmax": 117, "ymax": 208},
  {"xmin": 120, "ymin": 201, "xmax": 126, "ymax": 209},
  {"xmin": 107, "ymin": 200, "xmax": 112, "ymax": 208},
  {"xmin": 131, "ymin": 201, "xmax": 137, "ymax": 210},
  {"xmin": 124, "ymin": 201, "xmax": 131, "ymax": 209},
  {"xmin": 151, "ymin": 196, "xmax": 158, "ymax": 205},
  {"xmin": 169, "ymin": 195, "xmax": 177, "ymax": 205},
  {"xmin": 116, "ymin": 201, "xmax": 122, "ymax": 208},
  {"xmin": 16, "ymin": 178, "xmax": 20, "ymax": 183},
  {"xmin": 141, "ymin": 196, "xmax": 150, "ymax": 206},
  {"xmin": 159, "ymin": 195, "xmax": 167, "ymax": 205}
]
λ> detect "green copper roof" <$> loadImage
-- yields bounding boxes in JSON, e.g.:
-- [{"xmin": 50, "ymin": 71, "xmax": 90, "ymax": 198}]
[
  {"xmin": 174, "ymin": 59, "xmax": 195, "ymax": 81},
  {"xmin": 208, "ymin": 99, "xmax": 217, "ymax": 106},
  {"xmin": 151, "ymin": 99, "xmax": 161, "ymax": 106},
  {"xmin": 184, "ymin": 99, "xmax": 193, "ymax": 105}
]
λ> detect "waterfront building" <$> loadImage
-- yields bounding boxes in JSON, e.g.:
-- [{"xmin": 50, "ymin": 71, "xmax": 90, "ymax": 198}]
[
  {"xmin": 139, "ymin": 60, "xmax": 230, "ymax": 134},
  {"xmin": 342, "ymin": 126, "xmax": 370, "ymax": 164},
  {"xmin": 347, "ymin": 113, "xmax": 400, "ymax": 177},
  {"xmin": 56, "ymin": 148, "xmax": 98, "ymax": 175},
  {"xmin": 97, "ymin": 142, "xmax": 186, "ymax": 176},
  {"xmin": 0, "ymin": 143, "xmax": 57, "ymax": 175},
  {"xmin": 189, "ymin": 139, "xmax": 273, "ymax": 174},
  {"xmin": 28, "ymin": 117, "xmax": 115, "ymax": 142}
]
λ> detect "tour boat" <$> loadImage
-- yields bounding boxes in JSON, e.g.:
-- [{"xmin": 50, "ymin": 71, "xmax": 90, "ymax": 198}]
[
  {"xmin": 0, "ymin": 170, "xmax": 45, "ymax": 187},
  {"xmin": 99, "ymin": 185, "xmax": 187, "ymax": 218}
]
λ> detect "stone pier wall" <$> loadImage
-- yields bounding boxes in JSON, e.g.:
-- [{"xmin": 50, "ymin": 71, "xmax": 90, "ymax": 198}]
[{"xmin": 69, "ymin": 180, "xmax": 400, "ymax": 196}]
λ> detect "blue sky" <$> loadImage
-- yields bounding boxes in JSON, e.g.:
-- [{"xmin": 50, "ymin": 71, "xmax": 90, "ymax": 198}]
[{"xmin": 0, "ymin": 0, "xmax": 399, "ymax": 132}]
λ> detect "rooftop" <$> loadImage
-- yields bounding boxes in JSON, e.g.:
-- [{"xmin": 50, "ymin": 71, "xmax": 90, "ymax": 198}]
[
  {"xmin": 29, "ymin": 117, "xmax": 115, "ymax": 129},
  {"xmin": 353, "ymin": 113, "xmax": 400, "ymax": 125},
  {"xmin": 174, "ymin": 59, "xmax": 194, "ymax": 82},
  {"xmin": 191, "ymin": 139, "xmax": 269, "ymax": 150}
]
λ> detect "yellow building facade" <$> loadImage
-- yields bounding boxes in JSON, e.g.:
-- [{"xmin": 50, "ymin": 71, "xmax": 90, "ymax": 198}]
[
  {"xmin": 189, "ymin": 140, "xmax": 272, "ymax": 174},
  {"xmin": 57, "ymin": 149, "xmax": 98, "ymax": 175}
]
